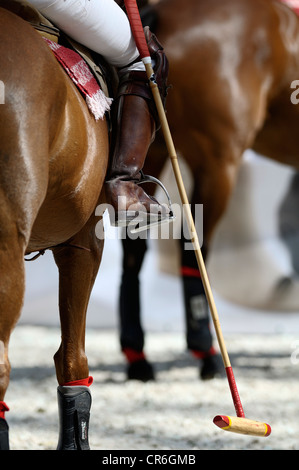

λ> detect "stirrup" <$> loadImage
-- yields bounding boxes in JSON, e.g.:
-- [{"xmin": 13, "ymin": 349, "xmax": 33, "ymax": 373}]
[
  {"xmin": 109, "ymin": 172, "xmax": 175, "ymax": 233},
  {"xmin": 127, "ymin": 172, "xmax": 175, "ymax": 234}
]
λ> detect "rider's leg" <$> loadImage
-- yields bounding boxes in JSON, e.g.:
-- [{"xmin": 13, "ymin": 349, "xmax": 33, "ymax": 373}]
[
  {"xmin": 29, "ymin": 0, "xmax": 140, "ymax": 67},
  {"xmin": 105, "ymin": 28, "xmax": 170, "ymax": 228}
]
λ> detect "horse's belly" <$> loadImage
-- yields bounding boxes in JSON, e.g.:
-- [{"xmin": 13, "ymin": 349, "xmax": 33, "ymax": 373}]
[{"xmin": 27, "ymin": 200, "xmax": 97, "ymax": 252}]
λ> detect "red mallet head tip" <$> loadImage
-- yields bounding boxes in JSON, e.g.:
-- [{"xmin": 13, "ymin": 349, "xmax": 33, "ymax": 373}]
[{"xmin": 213, "ymin": 415, "xmax": 230, "ymax": 429}]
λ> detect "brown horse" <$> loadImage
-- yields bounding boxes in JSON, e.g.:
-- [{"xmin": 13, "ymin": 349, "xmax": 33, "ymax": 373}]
[
  {"xmin": 119, "ymin": 0, "xmax": 299, "ymax": 380},
  {"xmin": 0, "ymin": 4, "xmax": 110, "ymax": 449}
]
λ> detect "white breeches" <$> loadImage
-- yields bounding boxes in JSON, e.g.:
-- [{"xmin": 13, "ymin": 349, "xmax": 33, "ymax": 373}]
[{"xmin": 29, "ymin": 0, "xmax": 144, "ymax": 70}]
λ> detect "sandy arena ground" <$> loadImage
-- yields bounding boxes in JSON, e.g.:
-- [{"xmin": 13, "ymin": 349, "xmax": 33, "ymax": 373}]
[
  {"xmin": 3, "ymin": 153, "xmax": 299, "ymax": 451},
  {"xmin": 5, "ymin": 325, "xmax": 299, "ymax": 451}
]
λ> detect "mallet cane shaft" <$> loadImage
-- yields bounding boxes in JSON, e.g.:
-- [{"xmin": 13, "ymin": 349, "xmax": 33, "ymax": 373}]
[{"xmin": 124, "ymin": 0, "xmax": 271, "ymax": 438}]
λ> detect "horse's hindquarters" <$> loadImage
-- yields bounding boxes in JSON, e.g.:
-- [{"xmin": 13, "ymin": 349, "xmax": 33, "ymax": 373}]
[{"xmin": 0, "ymin": 8, "xmax": 109, "ymax": 449}]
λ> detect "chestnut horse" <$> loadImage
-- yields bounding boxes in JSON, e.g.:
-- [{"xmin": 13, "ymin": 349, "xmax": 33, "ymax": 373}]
[
  {"xmin": 119, "ymin": 0, "xmax": 299, "ymax": 380},
  {"xmin": 0, "ymin": 4, "xmax": 109, "ymax": 449}
]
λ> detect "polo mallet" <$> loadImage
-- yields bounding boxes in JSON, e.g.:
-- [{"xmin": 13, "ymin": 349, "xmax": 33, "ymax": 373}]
[{"xmin": 124, "ymin": 0, "xmax": 271, "ymax": 438}]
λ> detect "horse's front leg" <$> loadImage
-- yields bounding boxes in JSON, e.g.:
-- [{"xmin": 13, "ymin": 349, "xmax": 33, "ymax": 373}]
[
  {"xmin": 52, "ymin": 218, "xmax": 104, "ymax": 450},
  {"xmin": 119, "ymin": 236, "xmax": 155, "ymax": 381}
]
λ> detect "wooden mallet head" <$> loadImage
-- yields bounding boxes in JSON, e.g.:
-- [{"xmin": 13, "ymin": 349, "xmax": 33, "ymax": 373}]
[{"xmin": 214, "ymin": 415, "xmax": 271, "ymax": 437}]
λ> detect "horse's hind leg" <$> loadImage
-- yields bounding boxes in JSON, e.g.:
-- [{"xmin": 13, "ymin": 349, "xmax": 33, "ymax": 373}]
[
  {"xmin": 0, "ymin": 216, "xmax": 28, "ymax": 449},
  {"xmin": 176, "ymin": 133, "xmax": 245, "ymax": 379},
  {"xmin": 178, "ymin": 226, "xmax": 222, "ymax": 380},
  {"xmin": 0, "ymin": 252, "xmax": 25, "ymax": 450},
  {"xmin": 52, "ymin": 217, "xmax": 104, "ymax": 450},
  {"xmin": 0, "ymin": 143, "xmax": 46, "ymax": 449}
]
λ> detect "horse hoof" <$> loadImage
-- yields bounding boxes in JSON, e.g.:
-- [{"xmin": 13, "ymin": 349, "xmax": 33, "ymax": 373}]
[
  {"xmin": 200, "ymin": 354, "xmax": 223, "ymax": 380},
  {"xmin": 0, "ymin": 419, "xmax": 9, "ymax": 450},
  {"xmin": 127, "ymin": 359, "xmax": 155, "ymax": 382}
]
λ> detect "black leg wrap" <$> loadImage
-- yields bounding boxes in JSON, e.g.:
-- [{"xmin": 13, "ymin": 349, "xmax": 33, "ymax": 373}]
[
  {"xmin": 0, "ymin": 418, "xmax": 9, "ymax": 450},
  {"xmin": 57, "ymin": 386, "xmax": 91, "ymax": 450},
  {"xmin": 119, "ymin": 237, "xmax": 147, "ymax": 352},
  {"xmin": 183, "ymin": 276, "xmax": 213, "ymax": 353},
  {"xmin": 179, "ymin": 232, "xmax": 213, "ymax": 353}
]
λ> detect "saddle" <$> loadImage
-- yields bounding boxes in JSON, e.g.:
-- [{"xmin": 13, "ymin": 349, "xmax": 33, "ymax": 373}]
[{"xmin": 0, "ymin": 0, "xmax": 114, "ymax": 108}]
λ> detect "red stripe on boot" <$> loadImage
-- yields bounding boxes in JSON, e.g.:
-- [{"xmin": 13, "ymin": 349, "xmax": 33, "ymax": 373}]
[
  {"xmin": 62, "ymin": 376, "xmax": 93, "ymax": 387},
  {"xmin": 123, "ymin": 348, "xmax": 145, "ymax": 363},
  {"xmin": 181, "ymin": 266, "xmax": 202, "ymax": 278},
  {"xmin": 0, "ymin": 401, "xmax": 9, "ymax": 419}
]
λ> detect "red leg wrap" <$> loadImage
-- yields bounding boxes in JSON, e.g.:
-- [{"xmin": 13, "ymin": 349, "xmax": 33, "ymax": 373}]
[
  {"xmin": 191, "ymin": 347, "xmax": 216, "ymax": 359},
  {"xmin": 62, "ymin": 376, "xmax": 93, "ymax": 387},
  {"xmin": 0, "ymin": 402, "xmax": 9, "ymax": 419},
  {"xmin": 123, "ymin": 348, "xmax": 145, "ymax": 363},
  {"xmin": 181, "ymin": 266, "xmax": 202, "ymax": 278}
]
